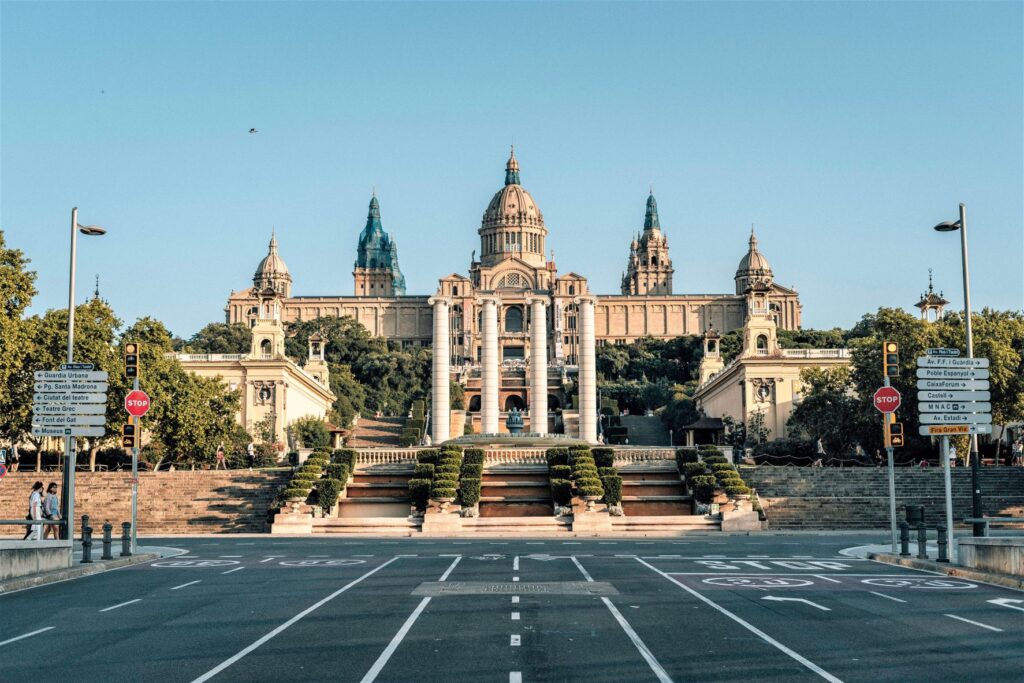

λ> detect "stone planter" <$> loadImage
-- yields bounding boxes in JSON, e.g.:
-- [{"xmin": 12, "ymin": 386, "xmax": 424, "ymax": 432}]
[
  {"xmin": 435, "ymin": 496, "xmax": 456, "ymax": 511},
  {"xmin": 584, "ymin": 494, "xmax": 601, "ymax": 512}
]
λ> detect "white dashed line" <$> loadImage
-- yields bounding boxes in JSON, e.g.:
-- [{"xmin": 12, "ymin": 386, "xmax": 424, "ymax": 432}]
[
  {"xmin": 945, "ymin": 614, "xmax": 1002, "ymax": 632},
  {"xmin": 171, "ymin": 580, "xmax": 202, "ymax": 590},
  {"xmin": 220, "ymin": 555, "xmax": 242, "ymax": 558},
  {"xmin": 259, "ymin": 557, "xmax": 277, "ymax": 563},
  {"xmin": 222, "ymin": 567, "xmax": 244, "ymax": 575},
  {"xmin": 512, "ymin": 596, "xmax": 519, "ymax": 604},
  {"xmin": 100, "ymin": 599, "xmax": 142, "ymax": 612},
  {"xmin": 513, "ymin": 556, "xmax": 519, "ymax": 571},
  {"xmin": 869, "ymin": 591, "xmax": 907, "ymax": 603},
  {"xmin": 510, "ymin": 673, "xmax": 522, "ymax": 683},
  {"xmin": 353, "ymin": 554, "xmax": 374, "ymax": 558},
  {"xmin": 511, "ymin": 611, "xmax": 520, "ymax": 620},
  {"xmin": 813, "ymin": 575, "xmax": 842, "ymax": 584},
  {"xmin": 0, "ymin": 627, "xmax": 55, "ymax": 646},
  {"xmin": 512, "ymin": 576, "xmax": 519, "ymax": 582},
  {"xmin": 525, "ymin": 542, "xmax": 545, "ymax": 545},
  {"xmin": 510, "ymin": 634, "xmax": 521, "ymax": 646}
]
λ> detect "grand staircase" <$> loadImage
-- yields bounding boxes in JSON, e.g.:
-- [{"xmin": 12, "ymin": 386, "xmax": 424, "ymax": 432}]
[
  {"xmin": 611, "ymin": 463, "xmax": 719, "ymax": 535},
  {"xmin": 312, "ymin": 465, "xmax": 418, "ymax": 535},
  {"xmin": 468, "ymin": 464, "xmax": 572, "ymax": 535},
  {"xmin": 346, "ymin": 417, "xmax": 406, "ymax": 448},
  {"xmin": 619, "ymin": 415, "xmax": 670, "ymax": 446}
]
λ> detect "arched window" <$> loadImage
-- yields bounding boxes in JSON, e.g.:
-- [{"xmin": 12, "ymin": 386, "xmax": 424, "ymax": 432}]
[
  {"xmin": 452, "ymin": 285, "xmax": 458, "ymax": 296},
  {"xmin": 505, "ymin": 306, "xmax": 523, "ymax": 332},
  {"xmin": 260, "ymin": 339, "xmax": 272, "ymax": 356},
  {"xmin": 756, "ymin": 335, "xmax": 768, "ymax": 353},
  {"xmin": 568, "ymin": 285, "xmax": 575, "ymax": 296},
  {"xmin": 652, "ymin": 256, "xmax": 659, "ymax": 267}
]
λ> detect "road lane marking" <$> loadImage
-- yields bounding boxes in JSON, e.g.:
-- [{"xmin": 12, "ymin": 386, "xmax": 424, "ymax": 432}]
[
  {"xmin": 513, "ymin": 556, "xmax": 519, "ymax": 571},
  {"xmin": 814, "ymin": 575, "xmax": 842, "ymax": 584},
  {"xmin": 869, "ymin": 591, "xmax": 906, "ymax": 603},
  {"xmin": 512, "ymin": 596, "xmax": 519, "ymax": 603},
  {"xmin": 637, "ymin": 558, "xmax": 843, "ymax": 683},
  {"xmin": 219, "ymin": 555, "xmax": 242, "ymax": 558},
  {"xmin": 987, "ymin": 598, "xmax": 1024, "ymax": 612},
  {"xmin": 360, "ymin": 557, "xmax": 462, "ymax": 683},
  {"xmin": 171, "ymin": 580, "xmax": 202, "ymax": 590},
  {"xmin": 259, "ymin": 557, "xmax": 277, "ymax": 563},
  {"xmin": 510, "ymin": 634, "xmax": 521, "ymax": 646},
  {"xmin": 762, "ymin": 596, "xmax": 831, "ymax": 611},
  {"xmin": 100, "ymin": 599, "xmax": 142, "ymax": 612},
  {"xmin": 510, "ymin": 673, "xmax": 522, "ymax": 683},
  {"xmin": 222, "ymin": 567, "xmax": 244, "ymax": 575},
  {"xmin": 0, "ymin": 627, "xmax": 54, "ymax": 646},
  {"xmin": 192, "ymin": 557, "xmax": 400, "ymax": 683},
  {"xmin": 944, "ymin": 614, "xmax": 1003, "ymax": 632},
  {"xmin": 572, "ymin": 557, "xmax": 672, "ymax": 683},
  {"xmin": 511, "ymin": 611, "xmax": 520, "ymax": 620}
]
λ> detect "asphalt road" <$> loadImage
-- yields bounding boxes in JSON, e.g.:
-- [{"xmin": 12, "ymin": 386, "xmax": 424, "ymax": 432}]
[{"xmin": 1, "ymin": 534, "xmax": 1021, "ymax": 682}]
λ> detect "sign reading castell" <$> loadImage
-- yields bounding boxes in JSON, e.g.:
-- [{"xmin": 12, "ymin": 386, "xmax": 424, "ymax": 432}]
[
  {"xmin": 31, "ymin": 364, "xmax": 108, "ymax": 438},
  {"xmin": 916, "ymin": 351, "xmax": 992, "ymax": 436}
]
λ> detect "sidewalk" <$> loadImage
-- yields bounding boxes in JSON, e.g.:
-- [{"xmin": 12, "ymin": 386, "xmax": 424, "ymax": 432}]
[
  {"xmin": 0, "ymin": 542, "xmax": 182, "ymax": 595},
  {"xmin": 843, "ymin": 540, "xmax": 1024, "ymax": 591}
]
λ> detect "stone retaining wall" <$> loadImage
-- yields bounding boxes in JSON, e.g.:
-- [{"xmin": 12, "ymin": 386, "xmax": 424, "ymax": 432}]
[
  {"xmin": 743, "ymin": 466, "xmax": 1024, "ymax": 530},
  {"xmin": 0, "ymin": 471, "xmax": 288, "ymax": 535}
]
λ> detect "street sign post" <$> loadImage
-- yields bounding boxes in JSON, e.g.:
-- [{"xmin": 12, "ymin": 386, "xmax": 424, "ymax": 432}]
[
  {"xmin": 919, "ymin": 402, "xmax": 991, "ymax": 414},
  {"xmin": 31, "ymin": 426, "xmax": 106, "ymax": 438},
  {"xmin": 916, "ymin": 379, "xmax": 990, "ymax": 391},
  {"xmin": 34, "ymin": 381, "xmax": 109, "ymax": 393},
  {"xmin": 915, "ymin": 367, "xmax": 990, "ymax": 380},
  {"xmin": 918, "ymin": 424, "xmax": 993, "ymax": 436},
  {"xmin": 34, "ymin": 370, "xmax": 109, "ymax": 382},
  {"xmin": 917, "ymin": 390, "xmax": 991, "ymax": 402},
  {"xmin": 926, "ymin": 348, "xmax": 961, "ymax": 357},
  {"xmin": 32, "ymin": 403, "xmax": 107, "ymax": 415},
  {"xmin": 916, "ymin": 357, "xmax": 989, "ymax": 368},
  {"xmin": 920, "ymin": 413, "xmax": 993, "ymax": 425}
]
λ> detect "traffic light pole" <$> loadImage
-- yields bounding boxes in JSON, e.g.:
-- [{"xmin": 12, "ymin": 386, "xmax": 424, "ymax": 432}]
[
  {"xmin": 941, "ymin": 435, "xmax": 955, "ymax": 561},
  {"xmin": 884, "ymin": 376, "xmax": 897, "ymax": 553},
  {"xmin": 131, "ymin": 377, "xmax": 139, "ymax": 554}
]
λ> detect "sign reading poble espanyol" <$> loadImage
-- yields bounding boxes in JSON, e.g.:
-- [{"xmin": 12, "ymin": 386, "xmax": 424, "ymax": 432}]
[
  {"xmin": 916, "ymin": 354, "xmax": 992, "ymax": 437},
  {"xmin": 31, "ymin": 364, "xmax": 108, "ymax": 439}
]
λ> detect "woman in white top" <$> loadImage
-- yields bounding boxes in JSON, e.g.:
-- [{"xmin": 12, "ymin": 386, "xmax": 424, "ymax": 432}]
[{"xmin": 26, "ymin": 481, "xmax": 44, "ymax": 541}]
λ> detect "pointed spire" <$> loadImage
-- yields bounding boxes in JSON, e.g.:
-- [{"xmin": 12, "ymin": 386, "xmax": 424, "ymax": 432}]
[
  {"xmin": 749, "ymin": 224, "xmax": 758, "ymax": 250},
  {"xmin": 93, "ymin": 274, "xmax": 100, "ymax": 300},
  {"xmin": 268, "ymin": 227, "xmax": 278, "ymax": 253},
  {"xmin": 644, "ymin": 191, "xmax": 660, "ymax": 231},
  {"xmin": 505, "ymin": 145, "xmax": 520, "ymax": 186},
  {"xmin": 927, "ymin": 268, "xmax": 934, "ymax": 293}
]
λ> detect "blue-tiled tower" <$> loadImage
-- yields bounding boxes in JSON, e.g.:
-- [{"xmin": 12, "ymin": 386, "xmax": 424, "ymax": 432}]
[{"xmin": 354, "ymin": 194, "xmax": 406, "ymax": 296}]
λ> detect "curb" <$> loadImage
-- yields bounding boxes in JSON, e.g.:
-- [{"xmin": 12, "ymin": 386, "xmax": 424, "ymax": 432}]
[
  {"xmin": 0, "ymin": 552, "xmax": 159, "ymax": 595},
  {"xmin": 867, "ymin": 552, "xmax": 1024, "ymax": 591}
]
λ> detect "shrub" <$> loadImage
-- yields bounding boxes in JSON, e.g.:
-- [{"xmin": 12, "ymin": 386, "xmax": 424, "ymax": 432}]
[
  {"xmin": 546, "ymin": 448, "xmax": 569, "ymax": 466},
  {"xmin": 549, "ymin": 465, "xmax": 572, "ymax": 479},
  {"xmin": 698, "ymin": 444, "xmax": 721, "ymax": 454},
  {"xmin": 327, "ymin": 463, "xmax": 351, "ymax": 482},
  {"xmin": 293, "ymin": 417, "xmax": 332, "ymax": 449},
  {"xmin": 572, "ymin": 467, "xmax": 599, "ymax": 481},
  {"xmin": 676, "ymin": 448, "xmax": 699, "ymax": 464},
  {"xmin": 602, "ymin": 475, "xmax": 623, "ymax": 505},
  {"xmin": 436, "ymin": 464, "xmax": 461, "ymax": 477},
  {"xmin": 716, "ymin": 470, "xmax": 742, "ymax": 483},
  {"xmin": 575, "ymin": 477, "xmax": 604, "ymax": 495},
  {"xmin": 401, "ymin": 428, "xmax": 421, "ymax": 442},
  {"xmin": 725, "ymin": 484, "xmax": 751, "ymax": 496},
  {"xmin": 459, "ymin": 478, "xmax": 481, "ymax": 507},
  {"xmin": 682, "ymin": 462, "xmax": 709, "ymax": 480},
  {"xmin": 331, "ymin": 448, "xmax": 357, "ymax": 470},
  {"xmin": 463, "ymin": 448, "xmax": 485, "ymax": 465},
  {"xmin": 597, "ymin": 466, "xmax": 616, "ymax": 478},
  {"xmin": 282, "ymin": 487, "xmax": 312, "ymax": 500},
  {"xmin": 291, "ymin": 472, "xmax": 320, "ymax": 484},
  {"xmin": 550, "ymin": 479, "xmax": 573, "ymax": 506},
  {"xmin": 709, "ymin": 462, "xmax": 735, "ymax": 473},
  {"xmin": 578, "ymin": 484, "xmax": 604, "ymax": 498},
  {"xmin": 431, "ymin": 484, "xmax": 457, "ymax": 499},
  {"xmin": 408, "ymin": 478, "xmax": 431, "ymax": 511},
  {"xmin": 439, "ymin": 444, "xmax": 463, "ymax": 454},
  {"xmin": 398, "ymin": 436, "xmax": 417, "ymax": 447},
  {"xmin": 691, "ymin": 475, "xmax": 718, "ymax": 504},
  {"xmin": 592, "ymin": 447, "xmax": 615, "ymax": 468},
  {"xmin": 406, "ymin": 418, "xmax": 425, "ymax": 433},
  {"xmin": 417, "ymin": 449, "xmax": 439, "ymax": 465},
  {"xmin": 316, "ymin": 478, "xmax": 343, "ymax": 513},
  {"xmin": 568, "ymin": 451, "xmax": 594, "ymax": 466},
  {"xmin": 702, "ymin": 455, "xmax": 728, "ymax": 466},
  {"xmin": 413, "ymin": 463, "xmax": 435, "ymax": 479},
  {"xmin": 461, "ymin": 463, "xmax": 483, "ymax": 478}
]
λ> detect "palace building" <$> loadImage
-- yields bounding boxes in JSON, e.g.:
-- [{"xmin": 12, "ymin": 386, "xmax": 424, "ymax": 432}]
[{"xmin": 223, "ymin": 149, "xmax": 809, "ymax": 442}]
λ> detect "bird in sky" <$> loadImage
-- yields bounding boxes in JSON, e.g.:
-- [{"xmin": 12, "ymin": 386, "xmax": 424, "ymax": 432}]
[{"xmin": 249, "ymin": 128, "xmax": 258, "ymax": 134}]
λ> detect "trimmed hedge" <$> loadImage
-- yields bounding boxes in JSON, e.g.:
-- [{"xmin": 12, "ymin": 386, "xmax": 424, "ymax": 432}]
[
  {"xmin": 463, "ymin": 448, "xmax": 485, "ymax": 465},
  {"xmin": 592, "ymin": 447, "xmax": 615, "ymax": 468},
  {"xmin": 461, "ymin": 463, "xmax": 483, "ymax": 478},
  {"xmin": 702, "ymin": 454, "xmax": 728, "ymax": 465},
  {"xmin": 549, "ymin": 465, "xmax": 572, "ymax": 480},
  {"xmin": 331, "ymin": 448, "xmax": 357, "ymax": 470},
  {"xmin": 682, "ymin": 462, "xmax": 709, "ymax": 480},
  {"xmin": 459, "ymin": 478, "xmax": 481, "ymax": 507},
  {"xmin": 691, "ymin": 475, "xmax": 717, "ymax": 504},
  {"xmin": 325, "ymin": 463, "xmax": 350, "ymax": 482},
  {"xmin": 545, "ymin": 448, "xmax": 569, "ymax": 467},
  {"xmin": 601, "ymin": 475, "xmax": 623, "ymax": 506},
  {"xmin": 282, "ymin": 487, "xmax": 312, "ymax": 500},
  {"xmin": 417, "ymin": 449, "xmax": 439, "ymax": 465},
  {"xmin": 435, "ymin": 464, "xmax": 461, "ymax": 477},
  {"xmin": 316, "ymin": 478, "xmax": 343, "ymax": 513},
  {"xmin": 709, "ymin": 462, "xmax": 735, "ymax": 473},
  {"xmin": 439, "ymin": 444, "xmax": 463, "ymax": 454},
  {"xmin": 413, "ymin": 463, "xmax": 436, "ymax": 479},
  {"xmin": 725, "ymin": 484, "xmax": 751, "ymax": 496},
  {"xmin": 550, "ymin": 479, "xmax": 573, "ymax": 506},
  {"xmin": 409, "ymin": 478, "xmax": 431, "ymax": 511},
  {"xmin": 676, "ymin": 448, "xmax": 699, "ymax": 464},
  {"xmin": 398, "ymin": 436, "xmax": 417, "ymax": 447}
]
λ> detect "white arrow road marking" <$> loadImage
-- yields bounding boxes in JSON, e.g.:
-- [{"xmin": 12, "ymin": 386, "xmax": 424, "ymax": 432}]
[
  {"xmin": 762, "ymin": 596, "xmax": 831, "ymax": 611},
  {"xmin": 987, "ymin": 598, "xmax": 1024, "ymax": 612}
]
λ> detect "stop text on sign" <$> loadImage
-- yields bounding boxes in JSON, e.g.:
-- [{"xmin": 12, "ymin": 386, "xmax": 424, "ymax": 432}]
[
  {"xmin": 124, "ymin": 389, "xmax": 151, "ymax": 417},
  {"xmin": 873, "ymin": 386, "xmax": 902, "ymax": 413}
]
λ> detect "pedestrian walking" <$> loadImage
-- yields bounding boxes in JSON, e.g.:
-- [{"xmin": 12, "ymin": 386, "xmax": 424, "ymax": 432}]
[
  {"xmin": 42, "ymin": 482, "xmax": 61, "ymax": 540},
  {"xmin": 1012, "ymin": 439, "xmax": 1023, "ymax": 467},
  {"xmin": 949, "ymin": 444, "xmax": 958, "ymax": 468},
  {"xmin": 22, "ymin": 481, "xmax": 44, "ymax": 541},
  {"xmin": 215, "ymin": 443, "xmax": 227, "ymax": 470},
  {"xmin": 873, "ymin": 449, "xmax": 883, "ymax": 467},
  {"xmin": 247, "ymin": 442, "xmax": 256, "ymax": 470},
  {"xmin": 10, "ymin": 443, "xmax": 19, "ymax": 472}
]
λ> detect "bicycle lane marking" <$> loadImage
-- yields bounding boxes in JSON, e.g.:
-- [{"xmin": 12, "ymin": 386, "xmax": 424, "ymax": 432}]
[{"xmin": 635, "ymin": 558, "xmax": 843, "ymax": 683}]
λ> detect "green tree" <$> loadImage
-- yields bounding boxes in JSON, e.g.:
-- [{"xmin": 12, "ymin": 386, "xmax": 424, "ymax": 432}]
[
  {"xmin": 788, "ymin": 366, "xmax": 875, "ymax": 455},
  {"xmin": 292, "ymin": 415, "xmax": 330, "ymax": 448},
  {"xmin": 185, "ymin": 322, "xmax": 253, "ymax": 354},
  {"xmin": 0, "ymin": 231, "xmax": 38, "ymax": 443}
]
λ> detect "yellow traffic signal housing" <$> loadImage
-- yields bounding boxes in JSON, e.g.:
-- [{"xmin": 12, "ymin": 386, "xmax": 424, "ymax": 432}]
[
  {"xmin": 122, "ymin": 423, "xmax": 137, "ymax": 448},
  {"xmin": 888, "ymin": 421, "xmax": 905, "ymax": 448},
  {"xmin": 125, "ymin": 342, "xmax": 140, "ymax": 378},
  {"xmin": 883, "ymin": 340, "xmax": 899, "ymax": 377}
]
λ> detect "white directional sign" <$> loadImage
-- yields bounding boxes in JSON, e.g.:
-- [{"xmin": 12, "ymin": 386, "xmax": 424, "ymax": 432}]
[
  {"xmin": 32, "ymin": 403, "xmax": 107, "ymax": 415},
  {"xmin": 920, "ymin": 413, "xmax": 993, "ymax": 425},
  {"xmin": 919, "ymin": 424, "xmax": 992, "ymax": 436},
  {"xmin": 34, "ymin": 370, "xmax": 109, "ymax": 382},
  {"xmin": 916, "ymin": 367, "xmax": 990, "ymax": 380},
  {"xmin": 917, "ymin": 379, "xmax": 990, "ymax": 391},
  {"xmin": 926, "ymin": 348, "xmax": 961, "ymax": 357},
  {"xmin": 919, "ymin": 402, "xmax": 992, "ymax": 414},
  {"xmin": 34, "ymin": 381, "xmax": 109, "ymax": 393},
  {"xmin": 918, "ymin": 390, "xmax": 991, "ymax": 402},
  {"xmin": 31, "ymin": 426, "xmax": 105, "ymax": 438},
  {"xmin": 916, "ymin": 357, "xmax": 989, "ymax": 369},
  {"xmin": 33, "ymin": 392, "xmax": 109, "ymax": 405},
  {"xmin": 31, "ymin": 414, "xmax": 106, "ymax": 426}
]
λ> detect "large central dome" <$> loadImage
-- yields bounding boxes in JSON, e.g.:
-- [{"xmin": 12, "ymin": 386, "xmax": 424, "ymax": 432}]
[{"xmin": 478, "ymin": 148, "xmax": 548, "ymax": 268}]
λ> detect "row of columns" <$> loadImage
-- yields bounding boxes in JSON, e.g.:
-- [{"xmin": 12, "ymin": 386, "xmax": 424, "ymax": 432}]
[{"xmin": 429, "ymin": 293, "xmax": 597, "ymax": 444}]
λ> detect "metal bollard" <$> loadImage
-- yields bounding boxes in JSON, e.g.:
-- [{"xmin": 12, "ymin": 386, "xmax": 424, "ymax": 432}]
[
  {"xmin": 101, "ymin": 523, "xmax": 113, "ymax": 560},
  {"xmin": 916, "ymin": 523, "xmax": 929, "ymax": 560},
  {"xmin": 80, "ymin": 515, "xmax": 93, "ymax": 564},
  {"xmin": 120, "ymin": 522, "xmax": 132, "ymax": 557},
  {"xmin": 936, "ymin": 524, "xmax": 949, "ymax": 563},
  {"xmin": 899, "ymin": 522, "xmax": 911, "ymax": 557}
]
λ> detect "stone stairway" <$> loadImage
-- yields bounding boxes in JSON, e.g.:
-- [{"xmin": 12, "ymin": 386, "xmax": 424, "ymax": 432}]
[
  {"xmin": 619, "ymin": 415, "xmax": 670, "ymax": 446},
  {"xmin": 313, "ymin": 465, "xmax": 417, "ymax": 535},
  {"xmin": 479, "ymin": 465, "xmax": 552, "ymax": 518},
  {"xmin": 346, "ymin": 417, "xmax": 406, "ymax": 448},
  {"xmin": 743, "ymin": 466, "xmax": 1024, "ymax": 530},
  {"xmin": 619, "ymin": 465, "xmax": 693, "ymax": 516}
]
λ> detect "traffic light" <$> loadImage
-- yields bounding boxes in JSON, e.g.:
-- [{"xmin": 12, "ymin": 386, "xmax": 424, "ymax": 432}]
[
  {"xmin": 888, "ymin": 421, "xmax": 905, "ymax": 448},
  {"xmin": 125, "ymin": 342, "xmax": 140, "ymax": 379},
  {"xmin": 122, "ymin": 423, "xmax": 137, "ymax": 448},
  {"xmin": 882, "ymin": 340, "xmax": 899, "ymax": 377}
]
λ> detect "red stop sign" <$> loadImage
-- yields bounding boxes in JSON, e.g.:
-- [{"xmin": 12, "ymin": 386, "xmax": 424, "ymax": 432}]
[
  {"xmin": 873, "ymin": 386, "xmax": 901, "ymax": 413},
  {"xmin": 125, "ymin": 389, "xmax": 151, "ymax": 417}
]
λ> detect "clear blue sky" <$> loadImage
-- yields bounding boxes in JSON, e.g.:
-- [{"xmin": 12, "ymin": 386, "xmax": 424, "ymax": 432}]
[{"xmin": 2, "ymin": 1, "xmax": 1021, "ymax": 338}]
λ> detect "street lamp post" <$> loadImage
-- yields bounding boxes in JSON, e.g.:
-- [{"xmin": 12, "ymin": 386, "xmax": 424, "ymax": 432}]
[
  {"xmin": 934, "ymin": 203, "xmax": 982, "ymax": 537},
  {"xmin": 62, "ymin": 208, "xmax": 106, "ymax": 546}
]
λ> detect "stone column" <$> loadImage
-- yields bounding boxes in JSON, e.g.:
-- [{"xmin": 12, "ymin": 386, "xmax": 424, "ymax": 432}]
[
  {"xmin": 527, "ymin": 295, "xmax": 548, "ymax": 435},
  {"xmin": 479, "ymin": 296, "xmax": 500, "ymax": 434},
  {"xmin": 575, "ymin": 295, "xmax": 598, "ymax": 443},
  {"xmin": 429, "ymin": 296, "xmax": 450, "ymax": 444}
]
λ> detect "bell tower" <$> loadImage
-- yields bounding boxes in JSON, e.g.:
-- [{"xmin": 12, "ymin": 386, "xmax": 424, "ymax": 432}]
[
  {"xmin": 250, "ymin": 288, "xmax": 286, "ymax": 359},
  {"xmin": 622, "ymin": 192, "xmax": 674, "ymax": 295},
  {"xmin": 304, "ymin": 332, "xmax": 330, "ymax": 386}
]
